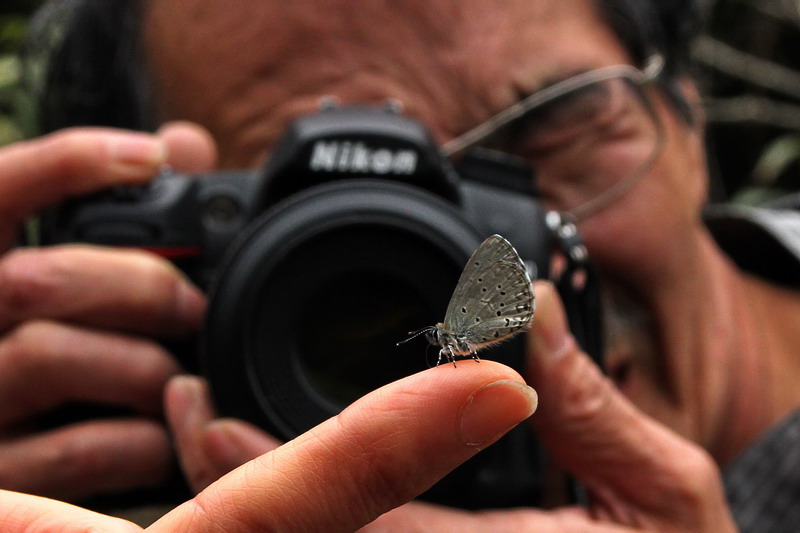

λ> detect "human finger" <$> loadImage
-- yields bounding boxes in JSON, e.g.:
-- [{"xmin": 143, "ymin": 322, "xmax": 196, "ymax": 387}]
[
  {"xmin": 0, "ymin": 490, "xmax": 143, "ymax": 533},
  {"xmin": 0, "ymin": 245, "xmax": 205, "ymax": 337},
  {"xmin": 0, "ymin": 320, "xmax": 181, "ymax": 427},
  {"xmin": 0, "ymin": 419, "xmax": 173, "ymax": 503},
  {"xmin": 165, "ymin": 375, "xmax": 281, "ymax": 493},
  {"xmin": 156, "ymin": 121, "xmax": 218, "ymax": 173},
  {"xmin": 526, "ymin": 281, "xmax": 736, "ymax": 530},
  {"xmin": 362, "ymin": 500, "xmax": 633, "ymax": 533},
  {"xmin": 151, "ymin": 361, "xmax": 537, "ymax": 533},
  {"xmin": 0, "ymin": 128, "xmax": 167, "ymax": 249}
]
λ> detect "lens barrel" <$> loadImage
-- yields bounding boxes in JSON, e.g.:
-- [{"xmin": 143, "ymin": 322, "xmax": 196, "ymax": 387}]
[{"xmin": 203, "ymin": 178, "xmax": 484, "ymax": 435}]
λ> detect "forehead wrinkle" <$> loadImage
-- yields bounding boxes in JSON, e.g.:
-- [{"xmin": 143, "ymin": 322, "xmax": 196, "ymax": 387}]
[
  {"xmin": 146, "ymin": 1, "xmax": 523, "ymax": 157},
  {"xmin": 247, "ymin": 1, "xmax": 522, "ymax": 137},
  {"xmin": 503, "ymin": 0, "xmax": 632, "ymax": 97},
  {"xmin": 145, "ymin": 0, "xmax": 629, "ymax": 165}
]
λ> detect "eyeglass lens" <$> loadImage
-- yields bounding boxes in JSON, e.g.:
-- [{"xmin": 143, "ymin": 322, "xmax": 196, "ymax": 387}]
[{"xmin": 478, "ymin": 76, "xmax": 663, "ymax": 218}]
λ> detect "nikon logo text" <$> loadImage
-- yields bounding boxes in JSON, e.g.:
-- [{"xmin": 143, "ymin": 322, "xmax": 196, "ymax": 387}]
[{"xmin": 309, "ymin": 141, "xmax": 418, "ymax": 175}]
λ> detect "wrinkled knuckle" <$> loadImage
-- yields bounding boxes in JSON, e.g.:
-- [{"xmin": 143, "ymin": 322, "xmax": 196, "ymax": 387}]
[
  {"xmin": 48, "ymin": 437, "xmax": 97, "ymax": 480},
  {"xmin": 186, "ymin": 491, "xmax": 223, "ymax": 527},
  {"xmin": 358, "ymin": 452, "xmax": 413, "ymax": 512},
  {"xmin": 190, "ymin": 488, "xmax": 259, "ymax": 532},
  {"xmin": 556, "ymin": 353, "xmax": 615, "ymax": 426},
  {"xmin": 670, "ymin": 445, "xmax": 722, "ymax": 500},
  {"xmin": 0, "ymin": 323, "xmax": 40, "ymax": 373},
  {"xmin": 651, "ymin": 442, "xmax": 726, "ymax": 522},
  {"xmin": 54, "ymin": 424, "xmax": 170, "ymax": 488},
  {"xmin": 36, "ymin": 429, "xmax": 111, "ymax": 484},
  {"xmin": 41, "ymin": 129, "xmax": 108, "ymax": 177},
  {"xmin": 138, "ymin": 255, "xmax": 182, "ymax": 305},
  {"xmin": 133, "ymin": 341, "xmax": 181, "ymax": 384},
  {"xmin": 337, "ymin": 426, "xmax": 414, "ymax": 514},
  {"xmin": 0, "ymin": 249, "xmax": 60, "ymax": 316}
]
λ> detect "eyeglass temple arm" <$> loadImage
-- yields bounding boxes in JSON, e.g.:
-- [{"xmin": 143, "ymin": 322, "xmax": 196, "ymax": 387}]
[{"xmin": 441, "ymin": 54, "xmax": 665, "ymax": 158}]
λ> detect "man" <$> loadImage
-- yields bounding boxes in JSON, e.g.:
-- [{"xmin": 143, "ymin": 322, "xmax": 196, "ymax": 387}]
[{"xmin": 0, "ymin": 0, "xmax": 793, "ymax": 530}]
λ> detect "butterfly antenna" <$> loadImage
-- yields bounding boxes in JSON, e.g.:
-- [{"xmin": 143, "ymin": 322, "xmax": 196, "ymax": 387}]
[{"xmin": 396, "ymin": 326, "xmax": 435, "ymax": 346}]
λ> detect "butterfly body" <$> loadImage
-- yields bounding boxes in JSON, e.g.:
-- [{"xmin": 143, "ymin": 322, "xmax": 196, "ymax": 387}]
[{"xmin": 423, "ymin": 234, "xmax": 535, "ymax": 366}]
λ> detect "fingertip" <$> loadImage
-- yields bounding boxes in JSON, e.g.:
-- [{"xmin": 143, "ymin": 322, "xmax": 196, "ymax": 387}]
[
  {"xmin": 460, "ymin": 379, "xmax": 538, "ymax": 447},
  {"xmin": 107, "ymin": 133, "xmax": 168, "ymax": 172},
  {"xmin": 529, "ymin": 280, "xmax": 575, "ymax": 362},
  {"xmin": 157, "ymin": 121, "xmax": 218, "ymax": 172},
  {"xmin": 202, "ymin": 419, "xmax": 280, "ymax": 475},
  {"xmin": 165, "ymin": 375, "xmax": 215, "ymax": 436}
]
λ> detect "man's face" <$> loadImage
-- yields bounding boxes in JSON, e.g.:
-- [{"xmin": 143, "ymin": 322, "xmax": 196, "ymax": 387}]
[{"xmin": 144, "ymin": 0, "xmax": 713, "ymax": 446}]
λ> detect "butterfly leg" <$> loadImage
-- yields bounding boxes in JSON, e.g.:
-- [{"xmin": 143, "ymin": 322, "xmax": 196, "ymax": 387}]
[
  {"xmin": 448, "ymin": 347, "xmax": 458, "ymax": 367},
  {"xmin": 437, "ymin": 346, "xmax": 459, "ymax": 367},
  {"xmin": 470, "ymin": 350, "xmax": 481, "ymax": 363},
  {"xmin": 436, "ymin": 347, "xmax": 456, "ymax": 367}
]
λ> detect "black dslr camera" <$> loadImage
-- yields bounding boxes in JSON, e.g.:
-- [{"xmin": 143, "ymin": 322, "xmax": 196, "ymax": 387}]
[{"xmin": 41, "ymin": 104, "xmax": 589, "ymax": 509}]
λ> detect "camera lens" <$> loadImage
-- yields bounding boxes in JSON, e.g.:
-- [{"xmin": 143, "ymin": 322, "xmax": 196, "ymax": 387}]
[
  {"xmin": 250, "ymin": 224, "xmax": 462, "ymax": 429},
  {"xmin": 298, "ymin": 269, "xmax": 429, "ymax": 407},
  {"xmin": 203, "ymin": 179, "xmax": 482, "ymax": 438}
]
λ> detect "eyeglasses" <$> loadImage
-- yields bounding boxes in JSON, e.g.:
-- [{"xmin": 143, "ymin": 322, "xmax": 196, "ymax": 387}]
[{"xmin": 443, "ymin": 55, "xmax": 666, "ymax": 220}]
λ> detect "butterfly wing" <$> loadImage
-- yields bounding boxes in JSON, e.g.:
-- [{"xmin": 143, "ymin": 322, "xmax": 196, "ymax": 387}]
[{"xmin": 441, "ymin": 235, "xmax": 534, "ymax": 350}]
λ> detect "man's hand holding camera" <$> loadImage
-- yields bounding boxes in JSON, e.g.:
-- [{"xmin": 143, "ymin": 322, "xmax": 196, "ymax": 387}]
[{"xmin": 0, "ymin": 123, "xmax": 213, "ymax": 500}]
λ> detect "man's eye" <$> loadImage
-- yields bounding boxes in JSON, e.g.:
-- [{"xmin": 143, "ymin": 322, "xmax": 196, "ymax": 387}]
[
  {"xmin": 513, "ymin": 79, "xmax": 640, "ymax": 154},
  {"xmin": 522, "ymin": 85, "xmax": 614, "ymax": 147}
]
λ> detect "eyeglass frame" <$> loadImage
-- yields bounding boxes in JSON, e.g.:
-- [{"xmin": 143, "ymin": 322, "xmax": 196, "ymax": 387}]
[{"xmin": 442, "ymin": 55, "xmax": 667, "ymax": 220}]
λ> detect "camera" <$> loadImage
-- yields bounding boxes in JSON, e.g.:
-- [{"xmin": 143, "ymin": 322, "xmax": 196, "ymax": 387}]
[{"xmin": 41, "ymin": 103, "xmax": 561, "ymax": 508}]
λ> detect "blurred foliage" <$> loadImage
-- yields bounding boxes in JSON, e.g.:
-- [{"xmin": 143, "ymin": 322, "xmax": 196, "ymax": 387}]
[
  {"xmin": 696, "ymin": 0, "xmax": 800, "ymax": 202},
  {"xmin": 3, "ymin": 1, "xmax": 800, "ymax": 203},
  {"xmin": 0, "ymin": 1, "xmax": 42, "ymax": 146}
]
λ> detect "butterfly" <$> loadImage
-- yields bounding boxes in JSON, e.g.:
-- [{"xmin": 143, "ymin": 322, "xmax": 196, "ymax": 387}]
[{"xmin": 402, "ymin": 234, "xmax": 535, "ymax": 366}]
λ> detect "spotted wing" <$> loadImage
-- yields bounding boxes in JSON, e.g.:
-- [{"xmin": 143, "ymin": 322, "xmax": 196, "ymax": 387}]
[{"xmin": 441, "ymin": 235, "xmax": 535, "ymax": 349}]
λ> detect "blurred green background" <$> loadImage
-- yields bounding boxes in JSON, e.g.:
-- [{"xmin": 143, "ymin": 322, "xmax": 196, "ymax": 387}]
[
  {"xmin": 2, "ymin": 1, "xmax": 800, "ymax": 201},
  {"xmin": 0, "ymin": 0, "xmax": 41, "ymax": 145}
]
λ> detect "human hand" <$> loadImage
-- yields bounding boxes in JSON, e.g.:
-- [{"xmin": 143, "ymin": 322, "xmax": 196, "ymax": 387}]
[
  {"xmin": 363, "ymin": 281, "xmax": 738, "ymax": 532},
  {"xmin": 0, "ymin": 123, "xmax": 214, "ymax": 501},
  {"xmin": 0, "ymin": 358, "xmax": 537, "ymax": 532},
  {"xmin": 156, "ymin": 280, "xmax": 737, "ymax": 532}
]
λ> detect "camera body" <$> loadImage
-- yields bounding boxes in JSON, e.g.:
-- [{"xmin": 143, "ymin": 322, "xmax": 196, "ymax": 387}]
[{"xmin": 41, "ymin": 104, "xmax": 555, "ymax": 508}]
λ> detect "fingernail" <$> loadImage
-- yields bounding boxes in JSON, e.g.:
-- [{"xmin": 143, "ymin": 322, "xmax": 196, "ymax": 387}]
[
  {"xmin": 110, "ymin": 135, "xmax": 167, "ymax": 168},
  {"xmin": 460, "ymin": 380, "xmax": 538, "ymax": 447},
  {"xmin": 530, "ymin": 281, "xmax": 572, "ymax": 359},
  {"xmin": 168, "ymin": 375, "xmax": 206, "ymax": 431}
]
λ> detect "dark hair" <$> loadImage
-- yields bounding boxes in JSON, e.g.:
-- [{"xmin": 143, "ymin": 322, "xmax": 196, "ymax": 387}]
[
  {"xmin": 27, "ymin": 0, "xmax": 707, "ymax": 134},
  {"xmin": 25, "ymin": 0, "xmax": 154, "ymax": 134},
  {"xmin": 596, "ymin": 0, "xmax": 708, "ymax": 122}
]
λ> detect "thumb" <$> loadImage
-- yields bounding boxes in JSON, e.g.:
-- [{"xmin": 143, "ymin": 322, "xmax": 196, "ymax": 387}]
[
  {"xmin": 526, "ymin": 281, "xmax": 735, "ymax": 529},
  {"xmin": 150, "ymin": 362, "xmax": 537, "ymax": 533}
]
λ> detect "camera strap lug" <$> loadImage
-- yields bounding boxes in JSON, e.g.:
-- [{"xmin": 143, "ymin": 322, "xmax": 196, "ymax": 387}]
[{"xmin": 545, "ymin": 211, "xmax": 604, "ymax": 367}]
